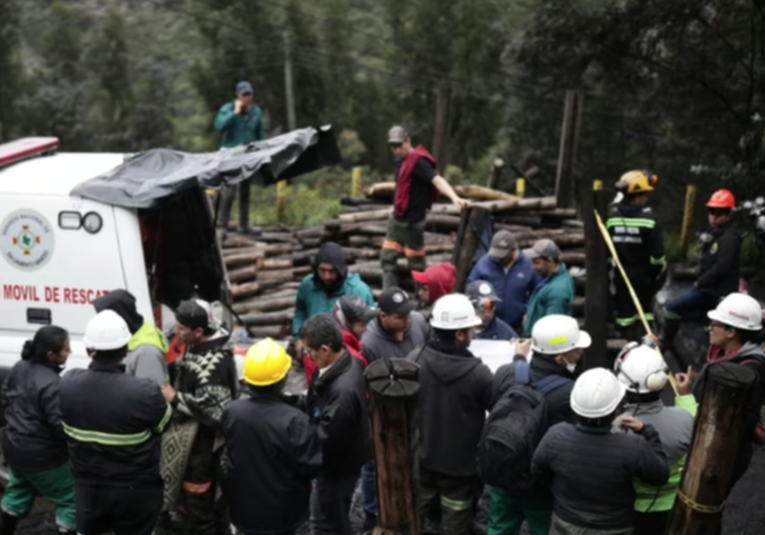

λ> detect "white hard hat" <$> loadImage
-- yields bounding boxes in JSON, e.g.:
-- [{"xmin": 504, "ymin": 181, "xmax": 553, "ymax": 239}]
[
  {"xmin": 430, "ymin": 294, "xmax": 483, "ymax": 330},
  {"xmin": 83, "ymin": 310, "xmax": 132, "ymax": 351},
  {"xmin": 570, "ymin": 368, "xmax": 626, "ymax": 419},
  {"xmin": 531, "ymin": 315, "xmax": 592, "ymax": 355},
  {"xmin": 707, "ymin": 293, "xmax": 763, "ymax": 331},
  {"xmin": 614, "ymin": 344, "xmax": 668, "ymax": 394}
]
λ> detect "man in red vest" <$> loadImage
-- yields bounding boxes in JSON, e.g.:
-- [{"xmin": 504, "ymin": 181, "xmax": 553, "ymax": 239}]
[{"xmin": 381, "ymin": 126, "xmax": 471, "ymax": 289}]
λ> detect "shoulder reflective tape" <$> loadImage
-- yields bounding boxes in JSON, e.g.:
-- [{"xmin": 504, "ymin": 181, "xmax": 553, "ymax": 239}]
[
  {"xmin": 155, "ymin": 403, "xmax": 173, "ymax": 433},
  {"xmin": 650, "ymin": 256, "xmax": 666, "ymax": 266},
  {"xmin": 63, "ymin": 424, "xmax": 151, "ymax": 446},
  {"xmin": 606, "ymin": 218, "xmax": 656, "ymax": 229}
]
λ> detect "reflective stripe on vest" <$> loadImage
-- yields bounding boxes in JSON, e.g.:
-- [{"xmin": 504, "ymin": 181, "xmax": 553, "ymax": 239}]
[
  {"xmin": 63, "ymin": 424, "xmax": 152, "ymax": 446},
  {"xmin": 155, "ymin": 403, "xmax": 173, "ymax": 433},
  {"xmin": 606, "ymin": 217, "xmax": 656, "ymax": 229}
]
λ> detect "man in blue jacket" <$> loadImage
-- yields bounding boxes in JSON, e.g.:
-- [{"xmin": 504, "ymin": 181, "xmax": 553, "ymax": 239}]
[
  {"xmin": 467, "ymin": 230, "xmax": 539, "ymax": 333},
  {"xmin": 214, "ymin": 80, "xmax": 265, "ymax": 234}
]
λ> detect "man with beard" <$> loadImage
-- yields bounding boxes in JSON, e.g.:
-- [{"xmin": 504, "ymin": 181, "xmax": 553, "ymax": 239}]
[
  {"xmin": 160, "ymin": 299, "xmax": 238, "ymax": 535},
  {"xmin": 293, "ymin": 242, "xmax": 375, "ymax": 349}
]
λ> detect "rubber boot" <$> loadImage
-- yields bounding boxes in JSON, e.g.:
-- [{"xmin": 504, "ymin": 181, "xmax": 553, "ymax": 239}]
[{"xmin": 0, "ymin": 512, "xmax": 20, "ymax": 535}]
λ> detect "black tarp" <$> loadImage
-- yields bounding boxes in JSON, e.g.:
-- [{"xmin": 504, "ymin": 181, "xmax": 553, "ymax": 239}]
[{"xmin": 70, "ymin": 125, "xmax": 342, "ymax": 208}]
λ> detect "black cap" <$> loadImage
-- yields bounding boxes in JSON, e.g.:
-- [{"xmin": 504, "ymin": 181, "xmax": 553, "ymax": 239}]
[
  {"xmin": 336, "ymin": 295, "xmax": 378, "ymax": 324},
  {"xmin": 378, "ymin": 287, "xmax": 417, "ymax": 315},
  {"xmin": 176, "ymin": 299, "xmax": 216, "ymax": 330},
  {"xmin": 466, "ymin": 280, "xmax": 502, "ymax": 303}
]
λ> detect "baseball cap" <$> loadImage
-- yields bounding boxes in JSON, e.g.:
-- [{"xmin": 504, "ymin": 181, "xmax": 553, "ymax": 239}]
[
  {"xmin": 236, "ymin": 81, "xmax": 254, "ymax": 95},
  {"xmin": 378, "ymin": 287, "xmax": 417, "ymax": 315},
  {"xmin": 525, "ymin": 239, "xmax": 561, "ymax": 260},
  {"xmin": 412, "ymin": 270, "xmax": 429, "ymax": 285},
  {"xmin": 488, "ymin": 230, "xmax": 517, "ymax": 259},
  {"xmin": 335, "ymin": 295, "xmax": 378, "ymax": 324},
  {"xmin": 176, "ymin": 299, "xmax": 218, "ymax": 331},
  {"xmin": 466, "ymin": 280, "xmax": 502, "ymax": 303},
  {"xmin": 388, "ymin": 125, "xmax": 409, "ymax": 144}
]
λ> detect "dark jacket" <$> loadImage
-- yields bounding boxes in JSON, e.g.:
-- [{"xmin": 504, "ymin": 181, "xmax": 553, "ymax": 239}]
[
  {"xmin": 492, "ymin": 356, "xmax": 576, "ymax": 426},
  {"xmin": 307, "ymin": 352, "xmax": 371, "ymax": 476},
  {"xmin": 214, "ymin": 101, "xmax": 264, "ymax": 148},
  {"xmin": 361, "ymin": 311, "xmax": 429, "ymax": 363},
  {"xmin": 59, "ymin": 362, "xmax": 172, "ymax": 485},
  {"xmin": 2, "ymin": 360, "xmax": 68, "ymax": 472},
  {"xmin": 409, "ymin": 341, "xmax": 493, "ymax": 477},
  {"xmin": 606, "ymin": 203, "xmax": 665, "ymax": 281},
  {"xmin": 467, "ymin": 252, "xmax": 539, "ymax": 328},
  {"xmin": 697, "ymin": 223, "xmax": 741, "ymax": 298},
  {"xmin": 523, "ymin": 263, "xmax": 576, "ymax": 337},
  {"xmin": 532, "ymin": 422, "xmax": 669, "ymax": 529},
  {"xmin": 293, "ymin": 242, "xmax": 375, "ymax": 337},
  {"xmin": 476, "ymin": 316, "xmax": 518, "ymax": 341},
  {"xmin": 222, "ymin": 392, "xmax": 322, "ymax": 534}
]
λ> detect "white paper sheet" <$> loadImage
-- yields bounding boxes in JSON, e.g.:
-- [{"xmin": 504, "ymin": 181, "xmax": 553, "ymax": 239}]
[{"xmin": 469, "ymin": 339, "xmax": 518, "ymax": 374}]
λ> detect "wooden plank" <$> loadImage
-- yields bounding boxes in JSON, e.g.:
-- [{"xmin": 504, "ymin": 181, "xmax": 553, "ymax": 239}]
[{"xmin": 584, "ymin": 181, "xmax": 609, "ymax": 369}]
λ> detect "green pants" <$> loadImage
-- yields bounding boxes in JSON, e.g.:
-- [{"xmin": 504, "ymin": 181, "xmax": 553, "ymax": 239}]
[
  {"xmin": 380, "ymin": 216, "xmax": 427, "ymax": 286},
  {"xmin": 488, "ymin": 486, "xmax": 552, "ymax": 535},
  {"xmin": 1, "ymin": 463, "xmax": 76, "ymax": 531},
  {"xmin": 420, "ymin": 469, "xmax": 477, "ymax": 535}
]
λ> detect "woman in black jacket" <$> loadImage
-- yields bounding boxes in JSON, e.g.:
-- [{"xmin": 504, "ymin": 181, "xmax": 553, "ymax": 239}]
[{"xmin": 1, "ymin": 326, "xmax": 75, "ymax": 535}]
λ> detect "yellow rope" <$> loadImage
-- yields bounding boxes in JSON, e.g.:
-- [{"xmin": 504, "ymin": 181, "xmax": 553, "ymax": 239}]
[
  {"xmin": 594, "ymin": 209, "xmax": 679, "ymax": 396},
  {"xmin": 677, "ymin": 490, "xmax": 725, "ymax": 514}
]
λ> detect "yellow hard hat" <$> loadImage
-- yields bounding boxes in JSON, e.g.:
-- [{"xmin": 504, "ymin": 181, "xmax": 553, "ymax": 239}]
[
  {"xmin": 243, "ymin": 338, "xmax": 292, "ymax": 386},
  {"xmin": 616, "ymin": 170, "xmax": 658, "ymax": 194}
]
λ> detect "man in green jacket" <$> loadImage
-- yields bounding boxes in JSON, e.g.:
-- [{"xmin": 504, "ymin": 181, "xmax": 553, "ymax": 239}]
[
  {"xmin": 214, "ymin": 80, "xmax": 265, "ymax": 235},
  {"xmin": 523, "ymin": 239, "xmax": 575, "ymax": 337}
]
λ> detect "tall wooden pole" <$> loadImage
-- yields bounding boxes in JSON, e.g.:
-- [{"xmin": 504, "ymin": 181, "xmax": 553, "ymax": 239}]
[
  {"xmin": 364, "ymin": 358, "xmax": 421, "ymax": 535},
  {"xmin": 679, "ymin": 184, "xmax": 697, "ymax": 260},
  {"xmin": 666, "ymin": 362, "xmax": 758, "ymax": 535},
  {"xmin": 278, "ymin": 32, "xmax": 296, "ymax": 222},
  {"xmin": 555, "ymin": 90, "xmax": 584, "ymax": 208},
  {"xmin": 584, "ymin": 180, "xmax": 608, "ymax": 369},
  {"xmin": 432, "ymin": 85, "xmax": 450, "ymax": 174},
  {"xmin": 452, "ymin": 206, "xmax": 490, "ymax": 293}
]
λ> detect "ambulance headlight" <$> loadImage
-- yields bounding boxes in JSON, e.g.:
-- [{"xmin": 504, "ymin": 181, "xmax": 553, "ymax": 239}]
[{"xmin": 82, "ymin": 212, "xmax": 103, "ymax": 234}]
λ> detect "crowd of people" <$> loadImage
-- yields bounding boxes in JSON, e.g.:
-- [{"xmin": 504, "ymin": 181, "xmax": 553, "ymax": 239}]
[{"xmin": 0, "ymin": 119, "xmax": 762, "ymax": 535}]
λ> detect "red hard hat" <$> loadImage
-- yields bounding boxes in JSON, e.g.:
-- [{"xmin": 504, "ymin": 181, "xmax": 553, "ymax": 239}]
[{"xmin": 706, "ymin": 189, "xmax": 736, "ymax": 209}]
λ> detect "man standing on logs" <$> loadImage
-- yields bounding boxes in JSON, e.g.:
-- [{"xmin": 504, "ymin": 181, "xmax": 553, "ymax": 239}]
[
  {"xmin": 381, "ymin": 126, "xmax": 472, "ymax": 289},
  {"xmin": 467, "ymin": 230, "xmax": 539, "ymax": 334},
  {"xmin": 300, "ymin": 314, "xmax": 371, "ymax": 535},
  {"xmin": 408, "ymin": 294, "xmax": 492, "ymax": 535},
  {"xmin": 606, "ymin": 170, "xmax": 665, "ymax": 341}
]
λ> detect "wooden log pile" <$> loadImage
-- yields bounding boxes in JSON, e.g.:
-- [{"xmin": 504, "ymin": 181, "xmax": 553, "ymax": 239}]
[{"xmin": 222, "ymin": 183, "xmax": 592, "ymax": 340}]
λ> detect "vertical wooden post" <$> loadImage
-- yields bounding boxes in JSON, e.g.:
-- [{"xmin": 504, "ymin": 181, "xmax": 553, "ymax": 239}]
[
  {"xmin": 516, "ymin": 178, "xmax": 526, "ymax": 199},
  {"xmin": 432, "ymin": 85, "xmax": 450, "ymax": 174},
  {"xmin": 679, "ymin": 184, "xmax": 697, "ymax": 259},
  {"xmin": 584, "ymin": 180, "xmax": 608, "ymax": 369},
  {"xmin": 365, "ymin": 359, "xmax": 421, "ymax": 535},
  {"xmin": 452, "ymin": 206, "xmax": 490, "ymax": 293},
  {"xmin": 487, "ymin": 158, "xmax": 504, "ymax": 189},
  {"xmin": 352, "ymin": 166, "xmax": 363, "ymax": 198},
  {"xmin": 555, "ymin": 90, "xmax": 584, "ymax": 208},
  {"xmin": 667, "ymin": 362, "xmax": 757, "ymax": 535},
  {"xmin": 277, "ymin": 181, "xmax": 288, "ymax": 223}
]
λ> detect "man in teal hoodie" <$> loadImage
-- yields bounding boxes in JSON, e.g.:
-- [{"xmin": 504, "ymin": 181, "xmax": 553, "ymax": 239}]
[
  {"xmin": 214, "ymin": 80, "xmax": 265, "ymax": 234},
  {"xmin": 523, "ymin": 239, "xmax": 575, "ymax": 336},
  {"xmin": 293, "ymin": 242, "xmax": 375, "ymax": 344}
]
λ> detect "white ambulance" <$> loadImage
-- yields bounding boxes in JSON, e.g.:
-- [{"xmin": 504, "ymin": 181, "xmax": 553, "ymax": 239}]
[{"xmin": 0, "ymin": 137, "xmax": 233, "ymax": 379}]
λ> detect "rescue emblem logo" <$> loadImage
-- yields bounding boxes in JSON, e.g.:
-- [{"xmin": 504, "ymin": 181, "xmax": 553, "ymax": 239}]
[{"xmin": 1, "ymin": 210, "xmax": 54, "ymax": 271}]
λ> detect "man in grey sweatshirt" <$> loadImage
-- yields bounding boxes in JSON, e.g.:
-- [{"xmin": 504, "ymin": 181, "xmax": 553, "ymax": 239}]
[{"xmin": 361, "ymin": 287, "xmax": 429, "ymax": 363}]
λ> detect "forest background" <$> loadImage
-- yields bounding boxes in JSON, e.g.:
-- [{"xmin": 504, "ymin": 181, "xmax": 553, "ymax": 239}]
[{"xmin": 1, "ymin": 0, "xmax": 764, "ymax": 259}]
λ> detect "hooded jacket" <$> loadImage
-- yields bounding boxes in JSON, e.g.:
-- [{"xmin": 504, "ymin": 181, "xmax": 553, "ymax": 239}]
[
  {"xmin": 361, "ymin": 312, "xmax": 430, "ymax": 363},
  {"xmin": 523, "ymin": 263, "xmax": 576, "ymax": 336},
  {"xmin": 94, "ymin": 290, "xmax": 169, "ymax": 387},
  {"xmin": 418, "ymin": 263, "xmax": 457, "ymax": 304},
  {"xmin": 467, "ymin": 251, "xmax": 539, "ymax": 329},
  {"xmin": 408, "ymin": 341, "xmax": 493, "ymax": 477},
  {"xmin": 293, "ymin": 242, "xmax": 375, "ymax": 338},
  {"xmin": 2, "ymin": 360, "xmax": 68, "ymax": 472}
]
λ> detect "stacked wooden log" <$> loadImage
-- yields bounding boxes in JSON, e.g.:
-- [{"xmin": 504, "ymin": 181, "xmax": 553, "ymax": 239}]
[{"xmin": 222, "ymin": 183, "xmax": 595, "ymax": 338}]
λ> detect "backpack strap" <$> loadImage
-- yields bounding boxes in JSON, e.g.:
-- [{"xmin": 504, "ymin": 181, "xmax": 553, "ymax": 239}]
[
  {"xmin": 513, "ymin": 360, "xmax": 531, "ymax": 386},
  {"xmin": 535, "ymin": 374, "xmax": 572, "ymax": 396}
]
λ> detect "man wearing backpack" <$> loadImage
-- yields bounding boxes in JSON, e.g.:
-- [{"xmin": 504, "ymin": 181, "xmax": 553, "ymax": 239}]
[
  {"xmin": 484, "ymin": 314, "xmax": 590, "ymax": 535},
  {"xmin": 407, "ymin": 294, "xmax": 492, "ymax": 535}
]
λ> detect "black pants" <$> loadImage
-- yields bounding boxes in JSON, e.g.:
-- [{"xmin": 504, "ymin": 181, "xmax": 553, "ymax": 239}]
[
  {"xmin": 310, "ymin": 471, "xmax": 359, "ymax": 535},
  {"xmin": 613, "ymin": 268, "xmax": 656, "ymax": 339},
  {"xmin": 183, "ymin": 433, "xmax": 229, "ymax": 535},
  {"xmin": 218, "ymin": 178, "xmax": 252, "ymax": 229},
  {"xmin": 419, "ymin": 469, "xmax": 477, "ymax": 535},
  {"xmin": 75, "ymin": 481, "xmax": 162, "ymax": 535},
  {"xmin": 634, "ymin": 510, "xmax": 669, "ymax": 534}
]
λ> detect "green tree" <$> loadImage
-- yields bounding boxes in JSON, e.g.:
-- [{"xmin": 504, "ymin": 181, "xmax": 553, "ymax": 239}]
[{"xmin": 0, "ymin": 0, "xmax": 22, "ymax": 141}]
